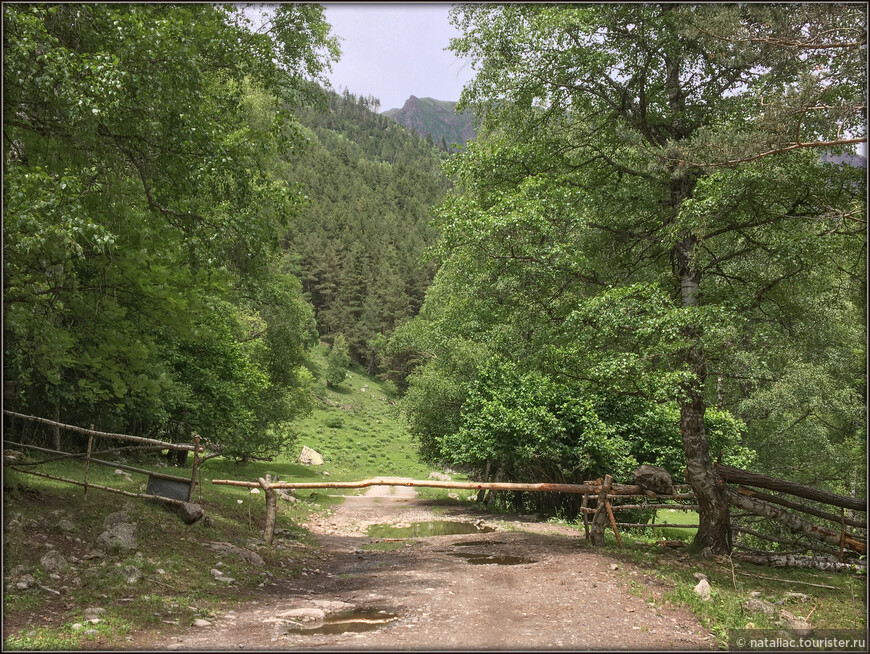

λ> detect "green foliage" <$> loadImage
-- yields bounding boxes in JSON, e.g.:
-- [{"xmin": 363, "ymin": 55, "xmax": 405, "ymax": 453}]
[
  {"xmin": 3, "ymin": 4, "xmax": 337, "ymax": 457},
  {"xmin": 325, "ymin": 334, "xmax": 350, "ymax": 389},
  {"xmin": 400, "ymin": 3, "xmax": 866, "ymax": 521}
]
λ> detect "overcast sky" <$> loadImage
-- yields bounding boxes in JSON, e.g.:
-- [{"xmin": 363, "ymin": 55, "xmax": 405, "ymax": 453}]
[{"xmin": 321, "ymin": 3, "xmax": 474, "ymax": 112}]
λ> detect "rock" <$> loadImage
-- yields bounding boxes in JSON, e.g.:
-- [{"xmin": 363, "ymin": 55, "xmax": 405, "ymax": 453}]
[
  {"xmin": 298, "ymin": 445, "xmax": 324, "ymax": 466},
  {"xmin": 693, "ymin": 578, "xmax": 712, "ymax": 601},
  {"xmin": 276, "ymin": 608, "xmax": 326, "ymax": 620},
  {"xmin": 121, "ymin": 565, "xmax": 142, "ymax": 584},
  {"xmin": 743, "ymin": 598, "xmax": 777, "ymax": 616},
  {"xmin": 193, "ymin": 618, "xmax": 212, "ymax": 627},
  {"xmin": 428, "ymin": 471, "xmax": 451, "ymax": 481},
  {"xmin": 633, "ymin": 464, "xmax": 676, "ymax": 496},
  {"xmin": 692, "ymin": 572, "xmax": 709, "ymax": 582},
  {"xmin": 311, "ymin": 600, "xmax": 355, "ymax": 614},
  {"xmin": 102, "ymin": 510, "xmax": 133, "ymax": 530},
  {"xmin": 447, "ymin": 493, "xmax": 460, "ymax": 501},
  {"xmin": 609, "ymin": 564, "xmax": 619, "ymax": 571},
  {"xmin": 84, "ymin": 608, "xmax": 106, "ymax": 621},
  {"xmin": 72, "ymin": 623, "xmax": 84, "ymax": 631},
  {"xmin": 779, "ymin": 609, "xmax": 812, "ymax": 636},
  {"xmin": 784, "ymin": 592, "xmax": 810, "ymax": 603},
  {"xmin": 15, "ymin": 574, "xmax": 35, "ymax": 590},
  {"xmin": 749, "ymin": 591, "xmax": 762, "ymax": 598},
  {"xmin": 277, "ymin": 489, "xmax": 298, "ymax": 503},
  {"xmin": 40, "ymin": 550, "xmax": 69, "ymax": 574},
  {"xmin": 57, "ymin": 519, "xmax": 77, "ymax": 533},
  {"xmin": 113, "ymin": 469, "xmax": 133, "ymax": 481},
  {"xmin": 176, "ymin": 502, "xmax": 205, "ymax": 525},
  {"xmin": 204, "ymin": 542, "xmax": 265, "ymax": 566},
  {"xmin": 96, "ymin": 523, "xmax": 138, "ymax": 551}
]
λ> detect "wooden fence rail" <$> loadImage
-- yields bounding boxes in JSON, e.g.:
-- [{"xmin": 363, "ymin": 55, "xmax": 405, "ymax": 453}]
[{"xmin": 4, "ymin": 410, "xmax": 209, "ymax": 504}]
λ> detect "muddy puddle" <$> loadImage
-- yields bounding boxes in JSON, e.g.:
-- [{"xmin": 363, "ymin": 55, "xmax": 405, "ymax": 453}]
[
  {"xmin": 367, "ymin": 521, "xmax": 494, "ymax": 538},
  {"xmin": 447, "ymin": 552, "xmax": 537, "ymax": 566},
  {"xmin": 287, "ymin": 610, "xmax": 399, "ymax": 636}
]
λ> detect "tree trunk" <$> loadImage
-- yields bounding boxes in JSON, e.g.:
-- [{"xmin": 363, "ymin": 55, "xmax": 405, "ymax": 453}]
[
  {"xmin": 734, "ymin": 552, "xmax": 865, "ymax": 573},
  {"xmin": 676, "ymin": 233, "xmax": 732, "ymax": 555},
  {"xmin": 715, "ymin": 464, "xmax": 866, "ymax": 512},
  {"xmin": 726, "ymin": 489, "xmax": 865, "ymax": 554}
]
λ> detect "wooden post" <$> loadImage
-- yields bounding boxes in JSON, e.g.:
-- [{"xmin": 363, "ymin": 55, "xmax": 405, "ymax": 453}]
[
  {"xmin": 581, "ymin": 493, "xmax": 590, "ymax": 540},
  {"xmin": 590, "ymin": 475, "xmax": 613, "ymax": 547},
  {"xmin": 258, "ymin": 477, "xmax": 277, "ymax": 547},
  {"xmin": 83, "ymin": 425, "xmax": 94, "ymax": 498},
  {"xmin": 188, "ymin": 434, "xmax": 200, "ymax": 503},
  {"xmin": 604, "ymin": 498, "xmax": 624, "ymax": 549}
]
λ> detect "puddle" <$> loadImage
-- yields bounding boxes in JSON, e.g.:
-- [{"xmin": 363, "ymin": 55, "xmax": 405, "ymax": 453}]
[
  {"xmin": 366, "ymin": 521, "xmax": 494, "ymax": 538},
  {"xmin": 287, "ymin": 610, "xmax": 398, "ymax": 635},
  {"xmin": 447, "ymin": 552, "xmax": 536, "ymax": 566}
]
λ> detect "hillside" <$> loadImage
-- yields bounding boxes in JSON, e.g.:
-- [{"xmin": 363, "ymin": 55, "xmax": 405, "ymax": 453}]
[
  {"xmin": 383, "ymin": 95, "xmax": 476, "ymax": 151},
  {"xmin": 282, "ymin": 90, "xmax": 449, "ymax": 380}
]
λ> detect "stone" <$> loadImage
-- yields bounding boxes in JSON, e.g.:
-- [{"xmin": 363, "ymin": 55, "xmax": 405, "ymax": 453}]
[
  {"xmin": 176, "ymin": 502, "xmax": 205, "ymax": 525},
  {"xmin": 276, "ymin": 608, "xmax": 326, "ymax": 620},
  {"xmin": 693, "ymin": 578, "xmax": 712, "ymax": 601},
  {"xmin": 72, "ymin": 623, "xmax": 84, "ymax": 631},
  {"xmin": 40, "ymin": 550, "xmax": 69, "ymax": 574},
  {"xmin": 84, "ymin": 608, "xmax": 106, "ymax": 620},
  {"xmin": 15, "ymin": 574, "xmax": 35, "ymax": 590},
  {"xmin": 193, "ymin": 619, "xmax": 212, "ymax": 628},
  {"xmin": 633, "ymin": 464, "xmax": 676, "ymax": 496},
  {"xmin": 57, "ymin": 519, "xmax": 77, "ymax": 533},
  {"xmin": 447, "ymin": 493, "xmax": 460, "ymax": 501},
  {"xmin": 204, "ymin": 542, "xmax": 265, "ymax": 567},
  {"xmin": 743, "ymin": 598, "xmax": 777, "ymax": 616},
  {"xmin": 298, "ymin": 445, "xmax": 324, "ymax": 466},
  {"xmin": 121, "ymin": 565, "xmax": 142, "ymax": 584},
  {"xmin": 97, "ymin": 523, "xmax": 138, "ymax": 551},
  {"xmin": 311, "ymin": 600, "xmax": 355, "ymax": 614},
  {"xmin": 784, "ymin": 592, "xmax": 810, "ymax": 603},
  {"xmin": 749, "ymin": 591, "xmax": 762, "ymax": 598},
  {"xmin": 428, "ymin": 471, "xmax": 451, "ymax": 481},
  {"xmin": 692, "ymin": 572, "xmax": 709, "ymax": 582},
  {"xmin": 779, "ymin": 609, "xmax": 812, "ymax": 636},
  {"xmin": 102, "ymin": 510, "xmax": 133, "ymax": 530}
]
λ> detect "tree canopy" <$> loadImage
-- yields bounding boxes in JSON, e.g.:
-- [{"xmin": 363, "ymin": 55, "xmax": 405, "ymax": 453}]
[
  {"xmin": 397, "ymin": 3, "xmax": 866, "ymax": 552},
  {"xmin": 4, "ymin": 3, "xmax": 338, "ymax": 458}
]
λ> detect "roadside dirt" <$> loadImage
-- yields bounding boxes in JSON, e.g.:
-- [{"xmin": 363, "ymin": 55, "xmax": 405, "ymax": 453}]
[{"xmin": 137, "ymin": 480, "xmax": 714, "ymax": 650}]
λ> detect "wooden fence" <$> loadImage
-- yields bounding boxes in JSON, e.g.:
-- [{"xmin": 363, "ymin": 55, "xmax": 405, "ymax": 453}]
[{"xmin": 3, "ymin": 410, "xmax": 214, "ymax": 506}]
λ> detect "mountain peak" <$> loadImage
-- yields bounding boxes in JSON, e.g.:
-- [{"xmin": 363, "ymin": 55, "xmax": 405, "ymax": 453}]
[{"xmin": 384, "ymin": 96, "xmax": 476, "ymax": 150}]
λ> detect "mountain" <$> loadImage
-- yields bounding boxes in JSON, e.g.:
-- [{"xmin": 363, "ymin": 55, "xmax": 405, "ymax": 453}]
[{"xmin": 383, "ymin": 96, "xmax": 476, "ymax": 151}]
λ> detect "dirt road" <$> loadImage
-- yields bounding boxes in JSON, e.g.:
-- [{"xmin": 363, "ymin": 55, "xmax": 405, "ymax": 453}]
[{"xmin": 143, "ymin": 480, "xmax": 714, "ymax": 650}]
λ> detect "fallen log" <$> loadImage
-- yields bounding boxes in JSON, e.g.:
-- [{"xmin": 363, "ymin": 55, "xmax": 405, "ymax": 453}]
[
  {"xmin": 735, "ymin": 486, "xmax": 866, "ymax": 529},
  {"xmin": 715, "ymin": 463, "xmax": 866, "ymax": 512},
  {"xmin": 734, "ymin": 553, "xmax": 865, "ymax": 573},
  {"xmin": 727, "ymin": 489, "xmax": 865, "ymax": 554},
  {"xmin": 733, "ymin": 525, "xmax": 839, "ymax": 555}
]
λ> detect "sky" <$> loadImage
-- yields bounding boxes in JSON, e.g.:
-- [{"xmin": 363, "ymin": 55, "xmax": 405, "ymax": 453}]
[{"xmin": 321, "ymin": 3, "xmax": 474, "ymax": 112}]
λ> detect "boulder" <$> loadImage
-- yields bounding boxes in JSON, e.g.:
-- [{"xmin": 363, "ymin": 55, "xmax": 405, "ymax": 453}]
[
  {"xmin": 428, "ymin": 471, "xmax": 451, "ymax": 481},
  {"xmin": 176, "ymin": 502, "xmax": 205, "ymax": 525},
  {"xmin": 779, "ymin": 609, "xmax": 812, "ymax": 636},
  {"xmin": 121, "ymin": 565, "xmax": 142, "ymax": 584},
  {"xmin": 298, "ymin": 446, "xmax": 324, "ymax": 466},
  {"xmin": 204, "ymin": 542, "xmax": 265, "ymax": 566},
  {"xmin": 39, "ymin": 550, "xmax": 69, "ymax": 574},
  {"xmin": 743, "ymin": 598, "xmax": 777, "ymax": 616},
  {"xmin": 96, "ymin": 523, "xmax": 138, "ymax": 551},
  {"xmin": 633, "ymin": 464, "xmax": 676, "ymax": 496},
  {"xmin": 693, "ymin": 578, "xmax": 712, "ymax": 601},
  {"xmin": 102, "ymin": 510, "xmax": 133, "ymax": 530}
]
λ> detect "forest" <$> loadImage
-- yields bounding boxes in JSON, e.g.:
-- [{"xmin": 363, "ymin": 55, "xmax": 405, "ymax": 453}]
[{"xmin": 3, "ymin": 3, "xmax": 866, "ymax": 558}]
